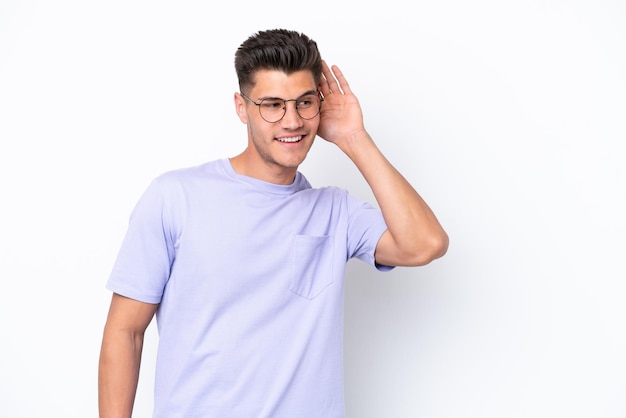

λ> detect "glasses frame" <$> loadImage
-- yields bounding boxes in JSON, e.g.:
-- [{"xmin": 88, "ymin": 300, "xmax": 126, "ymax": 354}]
[{"xmin": 240, "ymin": 92, "xmax": 324, "ymax": 123}]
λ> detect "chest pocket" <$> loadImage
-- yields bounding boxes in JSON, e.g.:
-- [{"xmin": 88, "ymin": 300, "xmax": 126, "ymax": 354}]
[{"xmin": 290, "ymin": 234, "xmax": 334, "ymax": 299}]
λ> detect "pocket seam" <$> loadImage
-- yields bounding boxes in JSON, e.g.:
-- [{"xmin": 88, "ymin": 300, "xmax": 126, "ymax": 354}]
[{"xmin": 289, "ymin": 234, "xmax": 334, "ymax": 300}]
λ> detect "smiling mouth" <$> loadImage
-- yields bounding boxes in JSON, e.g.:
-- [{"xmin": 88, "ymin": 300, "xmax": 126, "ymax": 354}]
[{"xmin": 276, "ymin": 135, "xmax": 303, "ymax": 143}]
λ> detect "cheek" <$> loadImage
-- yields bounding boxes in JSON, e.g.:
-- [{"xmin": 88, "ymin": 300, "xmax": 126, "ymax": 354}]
[
  {"xmin": 308, "ymin": 117, "xmax": 321, "ymax": 133},
  {"xmin": 248, "ymin": 119, "xmax": 270, "ymax": 141}
]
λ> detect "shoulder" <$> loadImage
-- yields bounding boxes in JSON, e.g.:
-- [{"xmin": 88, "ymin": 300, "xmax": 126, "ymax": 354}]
[
  {"xmin": 306, "ymin": 185, "xmax": 374, "ymax": 208},
  {"xmin": 148, "ymin": 159, "xmax": 228, "ymax": 191},
  {"xmin": 297, "ymin": 185, "xmax": 377, "ymax": 216},
  {"xmin": 297, "ymin": 184, "xmax": 349, "ymax": 202},
  {"xmin": 130, "ymin": 160, "xmax": 227, "ymax": 210},
  {"xmin": 155, "ymin": 159, "xmax": 223, "ymax": 182}
]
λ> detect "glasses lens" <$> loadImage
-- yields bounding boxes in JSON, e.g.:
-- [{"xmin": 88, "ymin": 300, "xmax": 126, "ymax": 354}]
[
  {"xmin": 296, "ymin": 95, "xmax": 321, "ymax": 120},
  {"xmin": 258, "ymin": 95, "xmax": 321, "ymax": 122},
  {"xmin": 259, "ymin": 99, "xmax": 286, "ymax": 123}
]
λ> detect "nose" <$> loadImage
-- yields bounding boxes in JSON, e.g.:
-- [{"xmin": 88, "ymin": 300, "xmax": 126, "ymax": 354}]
[{"xmin": 279, "ymin": 100, "xmax": 303, "ymax": 128}]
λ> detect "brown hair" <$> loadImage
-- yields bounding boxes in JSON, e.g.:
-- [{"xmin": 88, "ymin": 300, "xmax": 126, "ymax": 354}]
[{"xmin": 234, "ymin": 29, "xmax": 323, "ymax": 94}]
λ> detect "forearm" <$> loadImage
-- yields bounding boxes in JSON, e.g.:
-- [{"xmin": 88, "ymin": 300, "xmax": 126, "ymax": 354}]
[
  {"xmin": 98, "ymin": 329, "xmax": 144, "ymax": 418},
  {"xmin": 338, "ymin": 130, "xmax": 448, "ymax": 266}
]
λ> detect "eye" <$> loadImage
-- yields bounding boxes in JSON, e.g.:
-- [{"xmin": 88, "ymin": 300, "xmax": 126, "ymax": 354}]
[
  {"xmin": 297, "ymin": 96, "xmax": 316, "ymax": 108},
  {"xmin": 261, "ymin": 99, "xmax": 284, "ymax": 110}
]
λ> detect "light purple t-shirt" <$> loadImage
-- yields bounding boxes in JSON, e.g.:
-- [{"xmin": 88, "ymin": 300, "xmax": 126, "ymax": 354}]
[{"xmin": 107, "ymin": 159, "xmax": 391, "ymax": 418}]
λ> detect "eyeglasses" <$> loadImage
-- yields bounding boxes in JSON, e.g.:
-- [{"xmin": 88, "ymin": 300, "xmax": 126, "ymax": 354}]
[{"xmin": 240, "ymin": 92, "xmax": 323, "ymax": 123}]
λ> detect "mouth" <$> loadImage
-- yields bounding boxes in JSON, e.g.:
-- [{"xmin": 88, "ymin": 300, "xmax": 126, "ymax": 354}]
[{"xmin": 275, "ymin": 135, "xmax": 303, "ymax": 143}]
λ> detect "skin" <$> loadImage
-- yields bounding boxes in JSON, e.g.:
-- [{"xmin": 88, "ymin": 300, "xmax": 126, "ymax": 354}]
[
  {"xmin": 98, "ymin": 60, "xmax": 448, "ymax": 418},
  {"xmin": 230, "ymin": 69, "xmax": 320, "ymax": 185},
  {"xmin": 99, "ymin": 294, "xmax": 157, "ymax": 418}
]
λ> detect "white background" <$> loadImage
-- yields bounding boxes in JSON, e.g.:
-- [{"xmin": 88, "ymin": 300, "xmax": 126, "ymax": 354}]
[{"xmin": 1, "ymin": 1, "xmax": 625, "ymax": 417}]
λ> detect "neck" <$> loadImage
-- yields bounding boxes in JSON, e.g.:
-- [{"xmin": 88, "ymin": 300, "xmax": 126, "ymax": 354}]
[{"xmin": 229, "ymin": 152, "xmax": 297, "ymax": 185}]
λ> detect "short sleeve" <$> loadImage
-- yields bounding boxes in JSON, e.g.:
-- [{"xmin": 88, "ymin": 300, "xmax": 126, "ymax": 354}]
[
  {"xmin": 345, "ymin": 193, "xmax": 394, "ymax": 272},
  {"xmin": 106, "ymin": 178, "xmax": 176, "ymax": 303}
]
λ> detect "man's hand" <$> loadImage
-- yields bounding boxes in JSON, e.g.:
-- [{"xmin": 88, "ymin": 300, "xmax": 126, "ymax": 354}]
[{"xmin": 317, "ymin": 60, "xmax": 367, "ymax": 147}]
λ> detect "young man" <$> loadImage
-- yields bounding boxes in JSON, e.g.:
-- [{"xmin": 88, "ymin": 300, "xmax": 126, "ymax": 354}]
[{"xmin": 99, "ymin": 29, "xmax": 448, "ymax": 418}]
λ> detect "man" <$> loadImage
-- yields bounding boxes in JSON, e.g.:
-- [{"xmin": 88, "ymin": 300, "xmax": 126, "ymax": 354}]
[{"xmin": 99, "ymin": 28, "xmax": 448, "ymax": 418}]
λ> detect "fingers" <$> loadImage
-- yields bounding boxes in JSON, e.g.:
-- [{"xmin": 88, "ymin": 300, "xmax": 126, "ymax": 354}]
[
  {"xmin": 320, "ymin": 60, "xmax": 351, "ymax": 96},
  {"xmin": 330, "ymin": 64, "xmax": 352, "ymax": 95},
  {"xmin": 319, "ymin": 60, "xmax": 334, "ymax": 96}
]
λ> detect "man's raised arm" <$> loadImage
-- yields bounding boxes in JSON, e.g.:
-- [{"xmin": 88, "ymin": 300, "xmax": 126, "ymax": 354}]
[{"xmin": 317, "ymin": 61, "xmax": 448, "ymax": 267}]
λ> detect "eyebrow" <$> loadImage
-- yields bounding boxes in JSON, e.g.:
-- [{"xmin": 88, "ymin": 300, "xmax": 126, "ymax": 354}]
[{"xmin": 258, "ymin": 89, "xmax": 318, "ymax": 101}]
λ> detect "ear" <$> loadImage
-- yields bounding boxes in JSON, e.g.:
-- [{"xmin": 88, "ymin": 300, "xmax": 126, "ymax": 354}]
[{"xmin": 234, "ymin": 92, "xmax": 248, "ymax": 124}]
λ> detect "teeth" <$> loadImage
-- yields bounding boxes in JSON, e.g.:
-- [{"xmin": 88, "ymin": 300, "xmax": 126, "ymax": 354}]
[{"xmin": 276, "ymin": 136, "xmax": 302, "ymax": 143}]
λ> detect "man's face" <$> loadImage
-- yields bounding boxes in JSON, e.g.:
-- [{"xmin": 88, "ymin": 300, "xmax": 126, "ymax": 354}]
[{"xmin": 235, "ymin": 69, "xmax": 320, "ymax": 180}]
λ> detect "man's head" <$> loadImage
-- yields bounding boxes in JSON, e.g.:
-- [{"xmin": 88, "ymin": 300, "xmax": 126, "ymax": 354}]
[
  {"xmin": 235, "ymin": 29, "xmax": 322, "ymax": 95},
  {"xmin": 231, "ymin": 29, "xmax": 324, "ymax": 184}
]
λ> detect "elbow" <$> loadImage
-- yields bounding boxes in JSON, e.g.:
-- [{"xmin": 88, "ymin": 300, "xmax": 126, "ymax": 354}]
[
  {"xmin": 408, "ymin": 231, "xmax": 449, "ymax": 266},
  {"xmin": 430, "ymin": 231, "xmax": 449, "ymax": 262},
  {"xmin": 377, "ymin": 228, "xmax": 449, "ymax": 267}
]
